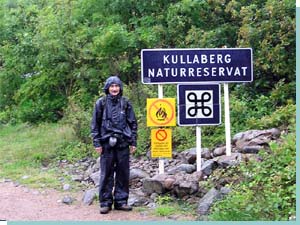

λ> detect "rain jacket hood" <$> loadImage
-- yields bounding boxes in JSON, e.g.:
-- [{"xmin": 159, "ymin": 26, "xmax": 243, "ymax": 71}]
[{"xmin": 103, "ymin": 76, "xmax": 123, "ymax": 95}]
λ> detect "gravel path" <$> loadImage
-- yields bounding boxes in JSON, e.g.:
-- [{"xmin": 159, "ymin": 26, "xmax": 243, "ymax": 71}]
[{"xmin": 0, "ymin": 181, "xmax": 162, "ymax": 221}]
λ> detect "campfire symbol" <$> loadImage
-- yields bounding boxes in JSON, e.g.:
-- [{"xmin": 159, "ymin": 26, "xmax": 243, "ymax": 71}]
[{"xmin": 155, "ymin": 105, "xmax": 167, "ymax": 121}]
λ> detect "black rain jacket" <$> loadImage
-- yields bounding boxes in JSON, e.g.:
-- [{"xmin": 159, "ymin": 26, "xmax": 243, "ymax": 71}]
[{"xmin": 91, "ymin": 76, "xmax": 137, "ymax": 148}]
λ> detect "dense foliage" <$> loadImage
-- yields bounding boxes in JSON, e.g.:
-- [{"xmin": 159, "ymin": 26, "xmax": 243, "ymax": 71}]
[
  {"xmin": 0, "ymin": 0, "xmax": 296, "ymax": 146},
  {"xmin": 0, "ymin": 0, "xmax": 296, "ymax": 220},
  {"xmin": 209, "ymin": 123, "xmax": 296, "ymax": 220}
]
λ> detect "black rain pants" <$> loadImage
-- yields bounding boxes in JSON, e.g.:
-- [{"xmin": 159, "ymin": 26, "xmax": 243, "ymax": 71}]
[{"xmin": 99, "ymin": 143, "xmax": 130, "ymax": 208}]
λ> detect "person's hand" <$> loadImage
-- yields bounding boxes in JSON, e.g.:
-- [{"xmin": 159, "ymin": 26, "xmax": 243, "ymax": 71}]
[
  {"xmin": 130, "ymin": 146, "xmax": 136, "ymax": 154},
  {"xmin": 95, "ymin": 147, "xmax": 103, "ymax": 154}
]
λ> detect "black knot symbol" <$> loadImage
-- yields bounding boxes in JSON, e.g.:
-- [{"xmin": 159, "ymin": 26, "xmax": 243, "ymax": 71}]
[{"xmin": 187, "ymin": 92, "xmax": 212, "ymax": 117}]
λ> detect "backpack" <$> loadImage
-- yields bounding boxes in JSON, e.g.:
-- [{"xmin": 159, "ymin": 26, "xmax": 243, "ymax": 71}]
[{"xmin": 100, "ymin": 95, "xmax": 129, "ymax": 121}]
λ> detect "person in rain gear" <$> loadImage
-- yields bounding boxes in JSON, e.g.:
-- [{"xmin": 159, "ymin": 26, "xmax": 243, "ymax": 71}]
[{"xmin": 91, "ymin": 75, "xmax": 137, "ymax": 214}]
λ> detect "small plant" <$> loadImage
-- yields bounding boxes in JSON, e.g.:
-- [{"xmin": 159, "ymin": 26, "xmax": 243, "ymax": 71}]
[
  {"xmin": 153, "ymin": 195, "xmax": 196, "ymax": 219},
  {"xmin": 54, "ymin": 141, "xmax": 96, "ymax": 163},
  {"xmin": 154, "ymin": 195, "xmax": 176, "ymax": 217},
  {"xmin": 155, "ymin": 205, "xmax": 176, "ymax": 217},
  {"xmin": 155, "ymin": 195, "xmax": 173, "ymax": 205}
]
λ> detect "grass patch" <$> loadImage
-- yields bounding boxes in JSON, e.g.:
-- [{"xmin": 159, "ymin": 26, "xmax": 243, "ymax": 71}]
[
  {"xmin": 153, "ymin": 195, "xmax": 197, "ymax": 220},
  {"xmin": 0, "ymin": 122, "xmax": 76, "ymax": 189},
  {"xmin": 155, "ymin": 205, "xmax": 176, "ymax": 216}
]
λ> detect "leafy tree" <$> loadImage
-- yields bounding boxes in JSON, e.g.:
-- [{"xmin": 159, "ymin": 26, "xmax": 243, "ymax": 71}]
[
  {"xmin": 237, "ymin": 0, "xmax": 295, "ymax": 98},
  {"xmin": 0, "ymin": 0, "xmax": 40, "ymax": 110},
  {"xmin": 0, "ymin": 0, "xmax": 296, "ymax": 131}
]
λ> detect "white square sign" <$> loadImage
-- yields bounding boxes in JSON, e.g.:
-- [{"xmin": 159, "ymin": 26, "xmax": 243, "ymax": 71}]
[{"xmin": 185, "ymin": 90, "xmax": 213, "ymax": 119}]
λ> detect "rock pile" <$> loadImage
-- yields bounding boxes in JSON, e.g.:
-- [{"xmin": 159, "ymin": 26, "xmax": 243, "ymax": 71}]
[{"xmin": 57, "ymin": 128, "xmax": 281, "ymax": 216}]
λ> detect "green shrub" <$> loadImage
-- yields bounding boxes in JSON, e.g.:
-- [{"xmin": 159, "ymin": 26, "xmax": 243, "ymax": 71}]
[
  {"xmin": 172, "ymin": 126, "xmax": 196, "ymax": 151},
  {"xmin": 246, "ymin": 102, "xmax": 296, "ymax": 130},
  {"xmin": 154, "ymin": 195, "xmax": 177, "ymax": 217},
  {"xmin": 62, "ymin": 96, "xmax": 93, "ymax": 144},
  {"xmin": 0, "ymin": 106, "xmax": 17, "ymax": 125},
  {"xmin": 13, "ymin": 75, "xmax": 67, "ymax": 123},
  {"xmin": 269, "ymin": 80, "xmax": 296, "ymax": 106},
  {"xmin": 155, "ymin": 206, "xmax": 176, "ymax": 217},
  {"xmin": 15, "ymin": 97, "xmax": 65, "ymax": 123},
  {"xmin": 54, "ymin": 141, "xmax": 96, "ymax": 163},
  {"xmin": 208, "ymin": 129, "xmax": 296, "ymax": 221},
  {"xmin": 153, "ymin": 194, "xmax": 196, "ymax": 218}
]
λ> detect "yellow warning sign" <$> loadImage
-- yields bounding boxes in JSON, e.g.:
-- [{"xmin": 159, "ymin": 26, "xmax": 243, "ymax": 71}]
[
  {"xmin": 147, "ymin": 98, "xmax": 176, "ymax": 127},
  {"xmin": 151, "ymin": 128, "xmax": 172, "ymax": 158}
]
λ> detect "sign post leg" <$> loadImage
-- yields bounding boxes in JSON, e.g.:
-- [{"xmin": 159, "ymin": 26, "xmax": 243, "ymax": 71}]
[
  {"xmin": 224, "ymin": 83, "xmax": 231, "ymax": 156},
  {"xmin": 196, "ymin": 126, "xmax": 202, "ymax": 171},
  {"xmin": 158, "ymin": 84, "xmax": 165, "ymax": 174},
  {"xmin": 159, "ymin": 160, "xmax": 164, "ymax": 174}
]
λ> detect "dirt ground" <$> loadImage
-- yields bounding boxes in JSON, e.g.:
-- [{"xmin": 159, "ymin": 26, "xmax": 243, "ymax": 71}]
[{"xmin": 0, "ymin": 181, "xmax": 166, "ymax": 221}]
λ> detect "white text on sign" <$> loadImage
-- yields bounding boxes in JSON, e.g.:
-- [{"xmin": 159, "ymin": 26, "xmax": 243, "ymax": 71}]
[{"xmin": 141, "ymin": 48, "xmax": 253, "ymax": 84}]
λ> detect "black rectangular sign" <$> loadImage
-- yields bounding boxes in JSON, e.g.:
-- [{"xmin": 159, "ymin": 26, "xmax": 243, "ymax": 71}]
[{"xmin": 177, "ymin": 84, "xmax": 221, "ymax": 126}]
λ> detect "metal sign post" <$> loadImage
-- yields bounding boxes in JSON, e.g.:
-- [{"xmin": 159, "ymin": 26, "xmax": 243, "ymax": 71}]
[
  {"xmin": 158, "ymin": 84, "xmax": 164, "ymax": 174},
  {"xmin": 196, "ymin": 126, "xmax": 202, "ymax": 171},
  {"xmin": 224, "ymin": 83, "xmax": 231, "ymax": 156}
]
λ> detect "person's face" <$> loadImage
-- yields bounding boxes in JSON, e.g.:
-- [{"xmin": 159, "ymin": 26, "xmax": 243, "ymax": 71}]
[{"xmin": 108, "ymin": 83, "xmax": 120, "ymax": 96}]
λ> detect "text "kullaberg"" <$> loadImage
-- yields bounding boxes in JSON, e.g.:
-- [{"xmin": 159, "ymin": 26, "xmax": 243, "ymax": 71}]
[{"xmin": 147, "ymin": 54, "xmax": 248, "ymax": 78}]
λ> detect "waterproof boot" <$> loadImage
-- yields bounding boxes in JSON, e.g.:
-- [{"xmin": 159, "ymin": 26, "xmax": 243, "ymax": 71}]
[
  {"xmin": 115, "ymin": 204, "xmax": 132, "ymax": 211},
  {"xmin": 100, "ymin": 206, "xmax": 111, "ymax": 214}
]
